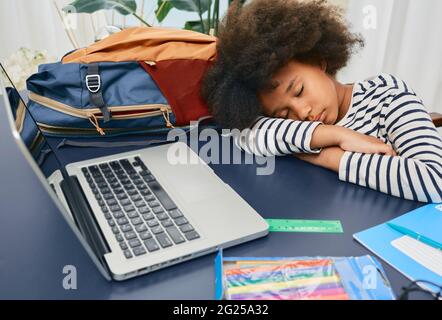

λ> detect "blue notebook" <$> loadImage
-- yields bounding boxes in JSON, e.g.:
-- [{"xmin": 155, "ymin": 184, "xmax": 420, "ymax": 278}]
[{"xmin": 354, "ymin": 204, "xmax": 442, "ymax": 294}]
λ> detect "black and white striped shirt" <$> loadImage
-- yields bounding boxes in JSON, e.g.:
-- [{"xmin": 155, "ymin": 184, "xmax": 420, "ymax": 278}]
[{"xmin": 234, "ymin": 73, "xmax": 442, "ymax": 203}]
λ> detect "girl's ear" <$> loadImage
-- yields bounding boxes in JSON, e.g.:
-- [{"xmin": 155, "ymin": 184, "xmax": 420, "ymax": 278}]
[{"xmin": 321, "ymin": 60, "xmax": 327, "ymax": 72}]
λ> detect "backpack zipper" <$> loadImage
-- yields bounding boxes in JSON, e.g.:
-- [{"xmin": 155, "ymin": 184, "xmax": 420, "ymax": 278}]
[{"xmin": 29, "ymin": 91, "xmax": 173, "ymax": 135}]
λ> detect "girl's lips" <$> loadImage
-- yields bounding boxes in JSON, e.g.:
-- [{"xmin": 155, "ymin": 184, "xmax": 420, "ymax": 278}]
[{"xmin": 314, "ymin": 110, "xmax": 325, "ymax": 122}]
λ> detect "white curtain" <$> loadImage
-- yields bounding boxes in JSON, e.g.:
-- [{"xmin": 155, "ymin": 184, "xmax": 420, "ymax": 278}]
[
  {"xmin": 337, "ymin": 0, "xmax": 442, "ymax": 114},
  {"xmin": 0, "ymin": 0, "xmax": 107, "ymax": 62}
]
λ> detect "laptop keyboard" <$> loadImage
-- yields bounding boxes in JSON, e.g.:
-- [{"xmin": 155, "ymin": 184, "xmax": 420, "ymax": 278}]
[{"xmin": 81, "ymin": 156, "xmax": 200, "ymax": 259}]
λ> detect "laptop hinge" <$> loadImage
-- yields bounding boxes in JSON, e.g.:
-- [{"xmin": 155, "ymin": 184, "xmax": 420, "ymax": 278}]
[{"xmin": 60, "ymin": 175, "xmax": 111, "ymax": 273}]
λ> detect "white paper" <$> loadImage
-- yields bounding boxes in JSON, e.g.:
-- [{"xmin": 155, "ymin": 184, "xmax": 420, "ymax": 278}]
[{"xmin": 391, "ymin": 235, "xmax": 442, "ymax": 277}]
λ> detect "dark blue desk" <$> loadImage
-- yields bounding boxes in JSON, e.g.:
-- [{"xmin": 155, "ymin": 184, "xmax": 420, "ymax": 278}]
[{"xmin": 0, "ymin": 97, "xmax": 428, "ymax": 299}]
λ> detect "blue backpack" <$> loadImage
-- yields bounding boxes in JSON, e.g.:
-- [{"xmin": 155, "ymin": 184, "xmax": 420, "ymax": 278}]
[{"xmin": 26, "ymin": 27, "xmax": 217, "ymax": 138}]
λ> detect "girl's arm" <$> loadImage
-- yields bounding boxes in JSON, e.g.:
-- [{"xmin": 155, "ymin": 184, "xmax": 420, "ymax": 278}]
[
  {"xmin": 233, "ymin": 117, "xmax": 394, "ymax": 157},
  {"xmin": 334, "ymin": 94, "xmax": 442, "ymax": 203}
]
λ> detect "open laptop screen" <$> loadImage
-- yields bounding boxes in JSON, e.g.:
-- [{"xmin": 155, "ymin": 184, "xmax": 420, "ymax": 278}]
[{"xmin": 0, "ymin": 64, "xmax": 63, "ymax": 179}]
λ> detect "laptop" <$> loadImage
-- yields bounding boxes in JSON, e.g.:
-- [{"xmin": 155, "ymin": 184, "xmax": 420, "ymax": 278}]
[{"xmin": 0, "ymin": 65, "xmax": 268, "ymax": 281}]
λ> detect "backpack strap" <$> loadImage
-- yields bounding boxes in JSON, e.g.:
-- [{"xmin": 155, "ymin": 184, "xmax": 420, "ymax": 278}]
[{"xmin": 86, "ymin": 64, "xmax": 111, "ymax": 122}]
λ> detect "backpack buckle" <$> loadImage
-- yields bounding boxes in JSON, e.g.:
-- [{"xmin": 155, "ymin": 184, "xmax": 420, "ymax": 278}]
[{"xmin": 86, "ymin": 74, "xmax": 101, "ymax": 93}]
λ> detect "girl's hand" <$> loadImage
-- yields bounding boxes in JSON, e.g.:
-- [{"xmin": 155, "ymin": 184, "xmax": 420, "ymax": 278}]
[{"xmin": 337, "ymin": 128, "xmax": 397, "ymax": 156}]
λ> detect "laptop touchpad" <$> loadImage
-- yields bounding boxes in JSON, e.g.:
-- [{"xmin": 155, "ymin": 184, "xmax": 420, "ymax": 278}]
[{"xmin": 160, "ymin": 163, "xmax": 226, "ymax": 205}]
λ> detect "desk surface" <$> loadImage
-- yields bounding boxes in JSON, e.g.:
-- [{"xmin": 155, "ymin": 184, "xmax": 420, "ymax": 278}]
[{"xmin": 0, "ymin": 98, "xmax": 428, "ymax": 299}]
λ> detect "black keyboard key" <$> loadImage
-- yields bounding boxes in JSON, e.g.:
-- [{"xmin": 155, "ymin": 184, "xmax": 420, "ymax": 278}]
[
  {"xmin": 114, "ymin": 188, "xmax": 124, "ymax": 194},
  {"xmin": 161, "ymin": 219, "xmax": 174, "ymax": 227},
  {"xmin": 112, "ymin": 211, "xmax": 124, "ymax": 219},
  {"xmin": 179, "ymin": 224, "xmax": 194, "ymax": 233},
  {"xmin": 120, "ymin": 242, "xmax": 128, "ymax": 250},
  {"xmin": 106, "ymin": 198, "xmax": 117, "ymax": 206},
  {"xmin": 121, "ymin": 224, "xmax": 133, "ymax": 233},
  {"xmin": 152, "ymin": 207, "xmax": 164, "ymax": 215},
  {"xmin": 120, "ymin": 198, "xmax": 131, "ymax": 206},
  {"xmin": 144, "ymin": 195, "xmax": 155, "ymax": 202},
  {"xmin": 156, "ymin": 233, "xmax": 173, "ymax": 248},
  {"xmin": 95, "ymin": 177, "xmax": 105, "ymax": 184},
  {"xmin": 123, "ymin": 205, "xmax": 135, "ymax": 212},
  {"xmin": 147, "ymin": 219, "xmax": 159, "ymax": 228},
  {"xmin": 169, "ymin": 209, "xmax": 183, "ymax": 219},
  {"xmin": 131, "ymin": 217, "xmax": 143, "ymax": 225},
  {"xmin": 135, "ymin": 202, "xmax": 146, "ymax": 209},
  {"xmin": 144, "ymin": 239, "xmax": 159, "ymax": 252},
  {"xmin": 124, "ymin": 231, "xmax": 137, "ymax": 240},
  {"xmin": 127, "ymin": 211, "xmax": 138, "ymax": 219},
  {"xmin": 104, "ymin": 212, "xmax": 112, "ymax": 220},
  {"xmin": 102, "ymin": 193, "xmax": 114, "ymax": 200},
  {"xmin": 184, "ymin": 231, "xmax": 200, "ymax": 241},
  {"xmin": 130, "ymin": 194, "xmax": 142, "ymax": 202},
  {"xmin": 135, "ymin": 224, "xmax": 148, "ymax": 233},
  {"xmin": 115, "ymin": 234, "xmax": 124, "ymax": 242},
  {"xmin": 165, "ymin": 226, "xmax": 186, "ymax": 244},
  {"xmin": 133, "ymin": 246, "xmax": 146, "ymax": 256},
  {"xmin": 101, "ymin": 187, "xmax": 111, "ymax": 194},
  {"xmin": 140, "ymin": 231, "xmax": 152, "ymax": 240},
  {"xmin": 109, "ymin": 205, "xmax": 121, "ymax": 212},
  {"xmin": 124, "ymin": 250, "xmax": 133, "ymax": 259},
  {"xmin": 116, "ymin": 193, "xmax": 128, "ymax": 200},
  {"xmin": 127, "ymin": 189, "xmax": 138, "ymax": 196},
  {"xmin": 137, "ymin": 184, "xmax": 147, "ymax": 190},
  {"xmin": 108, "ymin": 219, "xmax": 116, "ymax": 227},
  {"xmin": 120, "ymin": 159, "xmax": 135, "ymax": 173},
  {"xmin": 175, "ymin": 217, "xmax": 188, "ymax": 226},
  {"xmin": 82, "ymin": 167, "xmax": 88, "ymax": 173},
  {"xmin": 148, "ymin": 201, "xmax": 159, "ymax": 207},
  {"xmin": 139, "ymin": 207, "xmax": 150, "ymax": 214},
  {"xmin": 140, "ymin": 189, "xmax": 151, "ymax": 196},
  {"xmin": 139, "ymin": 170, "xmax": 151, "ymax": 176},
  {"xmin": 97, "ymin": 182, "xmax": 107, "ymax": 189},
  {"xmin": 143, "ymin": 174, "xmax": 155, "ymax": 182},
  {"xmin": 128, "ymin": 239, "xmax": 141, "ymax": 248},
  {"xmin": 111, "ymin": 226, "xmax": 120, "ymax": 234},
  {"xmin": 156, "ymin": 212, "xmax": 168, "ymax": 220},
  {"xmin": 151, "ymin": 226, "xmax": 164, "ymax": 235},
  {"xmin": 116, "ymin": 217, "xmax": 129, "ymax": 225},
  {"xmin": 109, "ymin": 161, "xmax": 120, "ymax": 169},
  {"xmin": 101, "ymin": 206, "xmax": 109, "ymax": 213},
  {"xmin": 142, "ymin": 212, "xmax": 154, "ymax": 220},
  {"xmin": 98, "ymin": 199, "xmax": 105, "ymax": 207},
  {"xmin": 146, "ymin": 181, "xmax": 177, "ymax": 211},
  {"xmin": 129, "ymin": 173, "xmax": 139, "ymax": 180}
]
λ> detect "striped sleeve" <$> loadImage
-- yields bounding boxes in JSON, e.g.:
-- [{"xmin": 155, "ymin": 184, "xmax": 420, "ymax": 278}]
[
  {"xmin": 338, "ymin": 90, "xmax": 442, "ymax": 203},
  {"xmin": 233, "ymin": 117, "xmax": 323, "ymax": 156}
]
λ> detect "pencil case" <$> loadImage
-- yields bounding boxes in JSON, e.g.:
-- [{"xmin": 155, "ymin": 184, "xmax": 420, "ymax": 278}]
[{"xmin": 214, "ymin": 249, "xmax": 396, "ymax": 300}]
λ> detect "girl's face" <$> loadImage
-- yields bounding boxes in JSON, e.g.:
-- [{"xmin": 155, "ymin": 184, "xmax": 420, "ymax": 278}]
[{"xmin": 258, "ymin": 59, "xmax": 342, "ymax": 124}]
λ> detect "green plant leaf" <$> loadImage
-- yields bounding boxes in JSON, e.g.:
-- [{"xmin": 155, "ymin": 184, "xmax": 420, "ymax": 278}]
[
  {"xmin": 155, "ymin": 0, "xmax": 174, "ymax": 23},
  {"xmin": 170, "ymin": 0, "xmax": 210, "ymax": 14},
  {"xmin": 63, "ymin": 0, "xmax": 137, "ymax": 16},
  {"xmin": 184, "ymin": 19, "xmax": 209, "ymax": 33}
]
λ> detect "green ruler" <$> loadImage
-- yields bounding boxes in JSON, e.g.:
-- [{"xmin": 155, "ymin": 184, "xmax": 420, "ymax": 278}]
[{"xmin": 265, "ymin": 219, "xmax": 344, "ymax": 233}]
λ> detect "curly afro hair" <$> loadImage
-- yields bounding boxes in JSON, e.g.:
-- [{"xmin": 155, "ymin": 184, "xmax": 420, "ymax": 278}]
[{"xmin": 201, "ymin": 0, "xmax": 364, "ymax": 130}]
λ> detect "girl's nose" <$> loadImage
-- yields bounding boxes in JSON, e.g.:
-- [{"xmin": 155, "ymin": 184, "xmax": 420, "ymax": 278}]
[{"xmin": 291, "ymin": 104, "xmax": 312, "ymax": 121}]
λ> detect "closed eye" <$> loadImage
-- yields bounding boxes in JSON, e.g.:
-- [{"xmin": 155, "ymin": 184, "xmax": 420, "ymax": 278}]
[{"xmin": 296, "ymin": 85, "xmax": 304, "ymax": 97}]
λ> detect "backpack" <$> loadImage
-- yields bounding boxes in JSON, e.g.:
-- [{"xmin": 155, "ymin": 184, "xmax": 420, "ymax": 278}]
[{"xmin": 26, "ymin": 26, "xmax": 217, "ymax": 138}]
